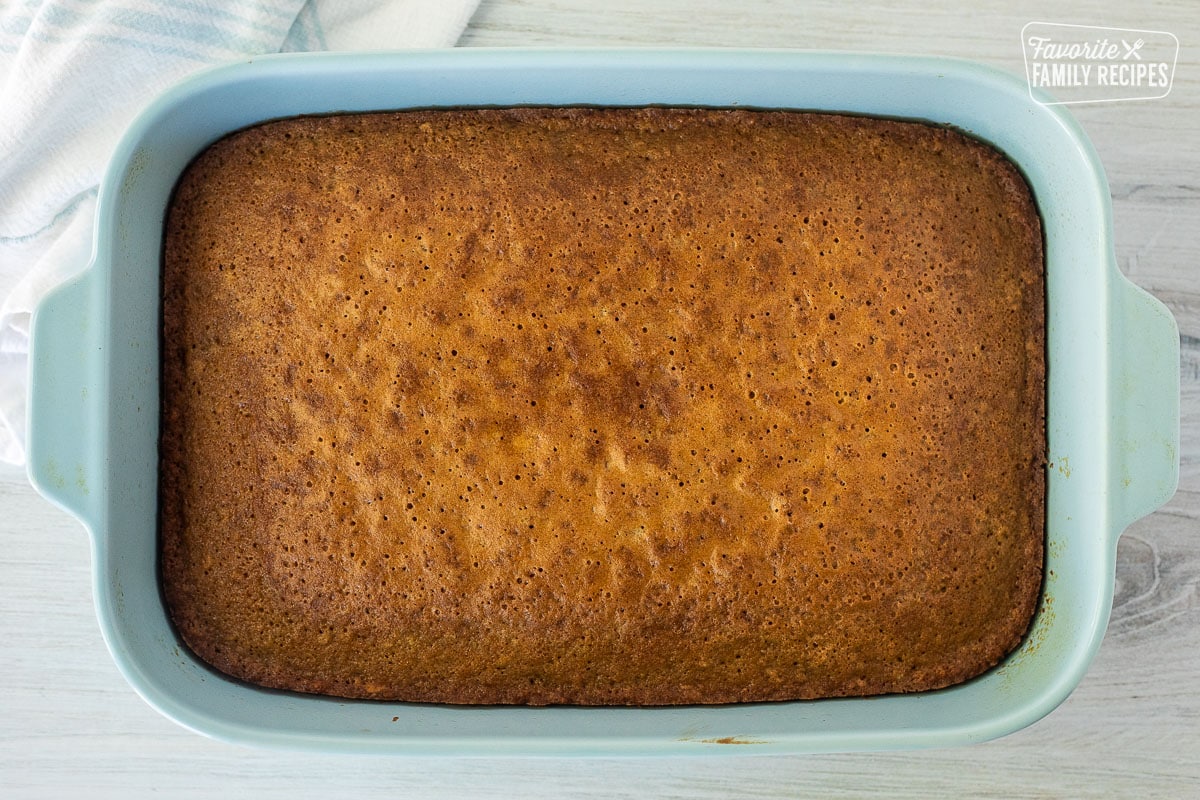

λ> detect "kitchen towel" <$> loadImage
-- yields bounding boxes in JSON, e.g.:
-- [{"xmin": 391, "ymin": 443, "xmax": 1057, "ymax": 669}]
[{"xmin": 0, "ymin": 0, "xmax": 481, "ymax": 465}]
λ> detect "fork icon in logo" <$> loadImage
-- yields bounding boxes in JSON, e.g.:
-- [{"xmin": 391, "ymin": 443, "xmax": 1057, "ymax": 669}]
[{"xmin": 1122, "ymin": 38, "xmax": 1145, "ymax": 60}]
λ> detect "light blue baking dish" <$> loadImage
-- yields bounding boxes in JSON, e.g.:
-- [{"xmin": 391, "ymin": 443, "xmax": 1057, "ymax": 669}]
[{"xmin": 26, "ymin": 49, "xmax": 1179, "ymax": 755}]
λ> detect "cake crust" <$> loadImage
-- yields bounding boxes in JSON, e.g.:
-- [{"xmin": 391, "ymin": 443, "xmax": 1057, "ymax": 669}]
[{"xmin": 160, "ymin": 108, "xmax": 1045, "ymax": 704}]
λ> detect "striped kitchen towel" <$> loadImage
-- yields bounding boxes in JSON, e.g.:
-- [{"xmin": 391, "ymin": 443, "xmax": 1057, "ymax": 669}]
[{"xmin": 0, "ymin": 0, "xmax": 481, "ymax": 465}]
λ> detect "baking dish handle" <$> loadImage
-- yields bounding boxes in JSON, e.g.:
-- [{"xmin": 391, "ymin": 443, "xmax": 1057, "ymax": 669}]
[
  {"xmin": 26, "ymin": 267, "xmax": 101, "ymax": 526},
  {"xmin": 1109, "ymin": 276, "xmax": 1180, "ymax": 534}
]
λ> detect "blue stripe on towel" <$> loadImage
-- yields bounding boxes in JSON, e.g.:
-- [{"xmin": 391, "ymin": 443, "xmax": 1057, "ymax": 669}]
[
  {"xmin": 100, "ymin": 7, "xmax": 283, "ymax": 54},
  {"xmin": 0, "ymin": 2, "xmax": 302, "ymax": 57},
  {"xmin": 2, "ymin": 27, "xmax": 229, "ymax": 62},
  {"xmin": 281, "ymin": 1, "xmax": 326, "ymax": 53},
  {"xmin": 0, "ymin": 188, "xmax": 97, "ymax": 245},
  {"xmin": 153, "ymin": 0, "xmax": 300, "ymax": 40}
]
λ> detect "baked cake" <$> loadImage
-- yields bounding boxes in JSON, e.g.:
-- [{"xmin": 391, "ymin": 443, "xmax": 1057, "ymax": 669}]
[{"xmin": 160, "ymin": 108, "xmax": 1045, "ymax": 704}]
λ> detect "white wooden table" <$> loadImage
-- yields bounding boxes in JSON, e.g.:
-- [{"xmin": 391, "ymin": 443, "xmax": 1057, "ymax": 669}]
[{"xmin": 3, "ymin": 1, "xmax": 1196, "ymax": 796}]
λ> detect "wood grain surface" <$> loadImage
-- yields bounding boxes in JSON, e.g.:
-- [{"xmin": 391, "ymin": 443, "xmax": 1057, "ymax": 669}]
[{"xmin": 2, "ymin": 1, "xmax": 1196, "ymax": 797}]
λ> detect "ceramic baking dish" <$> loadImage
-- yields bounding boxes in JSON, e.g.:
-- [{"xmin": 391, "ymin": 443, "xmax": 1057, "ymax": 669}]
[{"xmin": 27, "ymin": 49, "xmax": 1179, "ymax": 755}]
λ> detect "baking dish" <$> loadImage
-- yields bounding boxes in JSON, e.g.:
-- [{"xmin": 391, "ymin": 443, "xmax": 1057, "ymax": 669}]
[{"xmin": 26, "ymin": 49, "xmax": 1179, "ymax": 754}]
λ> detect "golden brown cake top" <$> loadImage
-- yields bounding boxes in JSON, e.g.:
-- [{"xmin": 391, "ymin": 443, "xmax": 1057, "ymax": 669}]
[{"xmin": 161, "ymin": 108, "xmax": 1044, "ymax": 704}]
